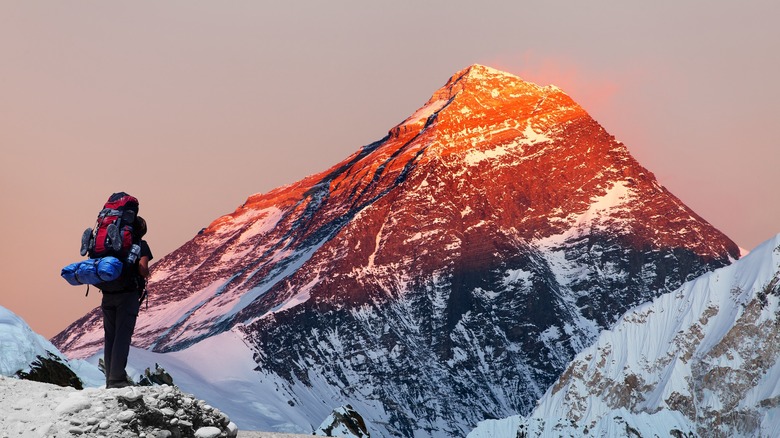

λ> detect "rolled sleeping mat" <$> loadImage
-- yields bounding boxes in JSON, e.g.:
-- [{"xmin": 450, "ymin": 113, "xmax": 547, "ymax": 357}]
[{"xmin": 61, "ymin": 256, "xmax": 123, "ymax": 286}]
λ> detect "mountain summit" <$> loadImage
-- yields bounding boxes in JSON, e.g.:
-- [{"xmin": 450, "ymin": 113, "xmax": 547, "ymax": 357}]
[{"xmin": 55, "ymin": 65, "xmax": 740, "ymax": 436}]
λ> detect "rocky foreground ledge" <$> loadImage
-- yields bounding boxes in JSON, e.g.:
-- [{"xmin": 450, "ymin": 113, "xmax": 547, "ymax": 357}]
[{"xmin": 0, "ymin": 376, "xmax": 237, "ymax": 437}]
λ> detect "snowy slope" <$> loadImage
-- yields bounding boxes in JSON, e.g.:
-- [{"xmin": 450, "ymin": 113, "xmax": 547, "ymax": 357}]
[
  {"xmin": 123, "ymin": 332, "xmax": 327, "ymax": 434},
  {"xmin": 469, "ymin": 233, "xmax": 780, "ymax": 437},
  {"xmin": 0, "ymin": 305, "xmax": 103, "ymax": 387},
  {"xmin": 1, "ymin": 305, "xmax": 67, "ymax": 376}
]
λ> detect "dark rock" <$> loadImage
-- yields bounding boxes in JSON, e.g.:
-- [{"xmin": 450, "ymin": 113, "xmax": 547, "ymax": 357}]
[
  {"xmin": 16, "ymin": 352, "xmax": 83, "ymax": 390},
  {"xmin": 139, "ymin": 363, "xmax": 175, "ymax": 386},
  {"xmin": 316, "ymin": 405, "xmax": 370, "ymax": 437}
]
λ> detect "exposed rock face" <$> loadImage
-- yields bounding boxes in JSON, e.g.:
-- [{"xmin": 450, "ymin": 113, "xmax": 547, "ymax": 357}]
[
  {"xmin": 55, "ymin": 65, "xmax": 740, "ymax": 436},
  {"xmin": 315, "ymin": 405, "xmax": 370, "ymax": 438},
  {"xmin": 15, "ymin": 353, "xmax": 83, "ymax": 390}
]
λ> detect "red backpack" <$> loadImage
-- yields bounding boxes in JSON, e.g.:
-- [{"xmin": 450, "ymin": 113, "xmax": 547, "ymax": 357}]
[{"xmin": 81, "ymin": 192, "xmax": 140, "ymax": 259}]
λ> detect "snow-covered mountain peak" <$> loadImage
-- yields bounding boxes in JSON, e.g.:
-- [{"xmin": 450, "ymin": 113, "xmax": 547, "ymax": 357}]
[
  {"xmin": 55, "ymin": 65, "xmax": 741, "ymax": 437},
  {"xmin": 436, "ymin": 64, "xmax": 559, "ymax": 100},
  {"xmin": 458, "ymin": 63, "xmax": 512, "ymax": 79},
  {"xmin": 419, "ymin": 64, "xmax": 583, "ymax": 139}
]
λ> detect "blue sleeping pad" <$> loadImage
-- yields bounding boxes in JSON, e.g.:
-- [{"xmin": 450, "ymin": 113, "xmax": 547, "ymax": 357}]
[{"xmin": 62, "ymin": 256, "xmax": 124, "ymax": 285}]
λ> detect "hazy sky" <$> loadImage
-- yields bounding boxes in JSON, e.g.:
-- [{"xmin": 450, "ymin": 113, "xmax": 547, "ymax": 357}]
[{"xmin": 2, "ymin": 1, "xmax": 778, "ymax": 338}]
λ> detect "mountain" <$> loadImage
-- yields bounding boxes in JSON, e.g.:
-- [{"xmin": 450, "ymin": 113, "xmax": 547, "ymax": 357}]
[
  {"xmin": 53, "ymin": 64, "xmax": 740, "ymax": 436},
  {"xmin": 468, "ymin": 234, "xmax": 780, "ymax": 438}
]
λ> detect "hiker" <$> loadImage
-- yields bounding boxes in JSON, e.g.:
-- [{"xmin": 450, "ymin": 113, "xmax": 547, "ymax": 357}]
[{"xmin": 101, "ymin": 215, "xmax": 153, "ymax": 388}]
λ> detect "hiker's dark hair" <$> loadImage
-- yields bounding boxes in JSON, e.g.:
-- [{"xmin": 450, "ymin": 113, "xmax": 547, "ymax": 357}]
[{"xmin": 135, "ymin": 216, "xmax": 147, "ymax": 238}]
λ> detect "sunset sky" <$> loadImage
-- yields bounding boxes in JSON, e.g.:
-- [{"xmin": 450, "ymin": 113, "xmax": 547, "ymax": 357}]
[{"xmin": 2, "ymin": 1, "xmax": 778, "ymax": 338}]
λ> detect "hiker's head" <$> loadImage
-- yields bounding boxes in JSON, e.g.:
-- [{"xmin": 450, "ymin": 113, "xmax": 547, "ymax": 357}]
[{"xmin": 135, "ymin": 216, "xmax": 147, "ymax": 238}]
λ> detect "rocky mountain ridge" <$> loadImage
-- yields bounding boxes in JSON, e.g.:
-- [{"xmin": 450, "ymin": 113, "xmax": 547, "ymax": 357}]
[{"xmin": 469, "ymin": 234, "xmax": 780, "ymax": 438}]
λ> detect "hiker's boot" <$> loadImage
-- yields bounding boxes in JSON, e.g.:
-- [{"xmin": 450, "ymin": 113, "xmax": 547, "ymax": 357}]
[
  {"xmin": 106, "ymin": 223, "xmax": 122, "ymax": 252},
  {"xmin": 80, "ymin": 228, "xmax": 93, "ymax": 256}
]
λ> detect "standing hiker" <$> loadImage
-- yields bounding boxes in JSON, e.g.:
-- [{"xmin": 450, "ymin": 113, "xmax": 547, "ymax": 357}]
[
  {"xmin": 101, "ymin": 215, "xmax": 153, "ymax": 388},
  {"xmin": 62, "ymin": 192, "xmax": 154, "ymax": 388}
]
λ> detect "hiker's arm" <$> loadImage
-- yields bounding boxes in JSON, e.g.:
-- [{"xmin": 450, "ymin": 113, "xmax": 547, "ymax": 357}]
[{"xmin": 138, "ymin": 256, "xmax": 150, "ymax": 278}]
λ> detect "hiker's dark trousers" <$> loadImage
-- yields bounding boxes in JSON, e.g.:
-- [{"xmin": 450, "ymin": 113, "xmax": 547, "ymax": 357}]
[{"xmin": 101, "ymin": 290, "xmax": 140, "ymax": 387}]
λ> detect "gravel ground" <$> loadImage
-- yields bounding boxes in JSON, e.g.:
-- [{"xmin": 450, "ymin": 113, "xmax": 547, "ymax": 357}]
[{"xmin": 237, "ymin": 431, "xmax": 313, "ymax": 438}]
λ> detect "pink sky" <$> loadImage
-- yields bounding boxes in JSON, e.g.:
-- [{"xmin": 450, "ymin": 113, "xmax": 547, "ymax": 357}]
[{"xmin": 2, "ymin": 2, "xmax": 778, "ymax": 338}]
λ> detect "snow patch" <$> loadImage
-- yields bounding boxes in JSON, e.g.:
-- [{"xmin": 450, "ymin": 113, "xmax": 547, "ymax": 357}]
[
  {"xmin": 402, "ymin": 98, "xmax": 448, "ymax": 126},
  {"xmin": 463, "ymin": 121, "xmax": 552, "ymax": 166}
]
